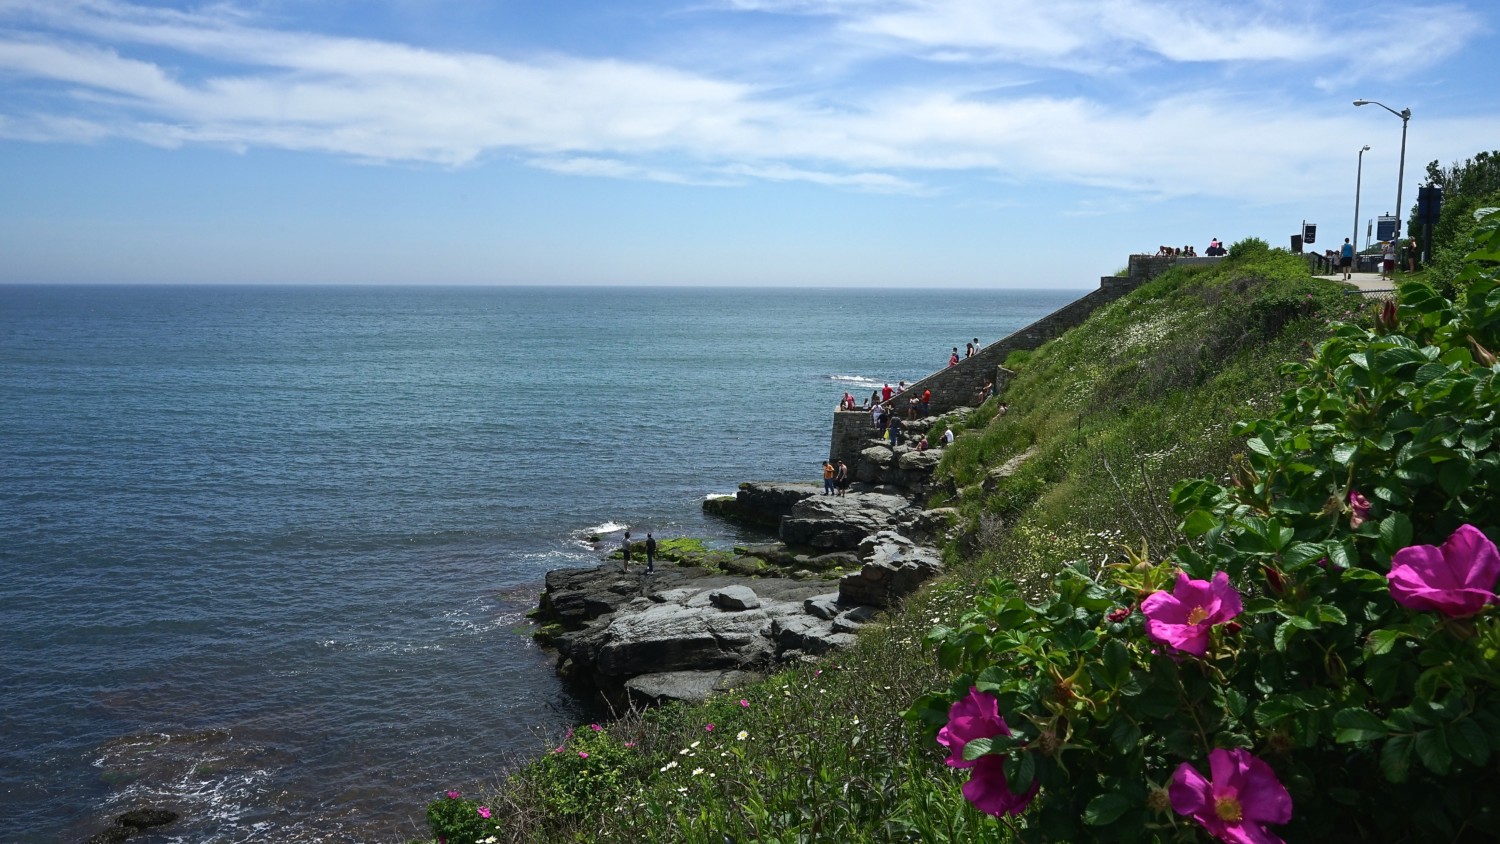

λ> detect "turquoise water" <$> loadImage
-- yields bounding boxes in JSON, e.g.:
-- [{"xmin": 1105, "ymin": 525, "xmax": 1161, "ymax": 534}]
[{"xmin": 0, "ymin": 284, "xmax": 1081, "ymax": 842}]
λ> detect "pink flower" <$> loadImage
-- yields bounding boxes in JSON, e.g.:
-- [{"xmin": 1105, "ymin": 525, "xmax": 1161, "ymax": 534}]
[
  {"xmin": 553, "ymin": 746, "xmax": 563, "ymax": 753},
  {"xmin": 477, "ymin": 806, "xmax": 491, "ymax": 819},
  {"xmin": 1348, "ymin": 490, "xmax": 1372, "ymax": 528},
  {"xmin": 1171, "ymin": 748, "xmax": 1292, "ymax": 844},
  {"xmin": 445, "ymin": 790, "xmax": 461, "ymax": 800},
  {"xmin": 1142, "ymin": 571, "xmax": 1243, "ymax": 657},
  {"xmin": 740, "ymin": 699, "xmax": 750, "ymax": 708},
  {"xmin": 705, "ymin": 723, "xmax": 714, "ymax": 732},
  {"xmin": 1106, "ymin": 606, "xmax": 1131, "ymax": 623},
  {"xmin": 578, "ymin": 751, "xmax": 589, "ymax": 759},
  {"xmin": 936, "ymin": 687, "xmax": 1037, "ymax": 817},
  {"xmin": 625, "ymin": 741, "xmax": 637, "ymax": 748},
  {"xmin": 590, "ymin": 723, "xmax": 602, "ymax": 731},
  {"xmin": 1388, "ymin": 524, "xmax": 1500, "ymax": 617}
]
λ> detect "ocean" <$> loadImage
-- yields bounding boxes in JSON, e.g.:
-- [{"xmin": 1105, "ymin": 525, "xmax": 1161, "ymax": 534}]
[{"xmin": 0, "ymin": 284, "xmax": 1082, "ymax": 842}]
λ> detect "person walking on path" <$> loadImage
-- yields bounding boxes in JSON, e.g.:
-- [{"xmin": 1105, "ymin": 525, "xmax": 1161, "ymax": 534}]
[
  {"xmin": 1340, "ymin": 238, "xmax": 1354, "ymax": 280},
  {"xmin": 889, "ymin": 414, "xmax": 904, "ymax": 447},
  {"xmin": 948, "ymin": 348, "xmax": 960, "ymax": 367},
  {"xmin": 645, "ymin": 532, "xmax": 657, "ymax": 575},
  {"xmin": 835, "ymin": 460, "xmax": 849, "ymax": 497},
  {"xmin": 823, "ymin": 459, "xmax": 836, "ymax": 495},
  {"xmin": 881, "ymin": 383, "xmax": 893, "ymax": 402},
  {"xmin": 921, "ymin": 388, "xmax": 931, "ymax": 416},
  {"xmin": 1406, "ymin": 236, "xmax": 1419, "ymax": 273},
  {"xmin": 620, "ymin": 531, "xmax": 632, "ymax": 573},
  {"xmin": 1381, "ymin": 241, "xmax": 1396, "ymax": 280}
]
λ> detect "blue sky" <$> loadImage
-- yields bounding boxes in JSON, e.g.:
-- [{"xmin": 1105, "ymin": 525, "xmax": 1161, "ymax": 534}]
[{"xmin": 1, "ymin": 0, "xmax": 1496, "ymax": 287}]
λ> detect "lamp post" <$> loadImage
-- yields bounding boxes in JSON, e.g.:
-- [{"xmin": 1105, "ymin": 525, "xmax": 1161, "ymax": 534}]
[
  {"xmin": 1354, "ymin": 99, "xmax": 1411, "ymax": 239},
  {"xmin": 1354, "ymin": 144, "xmax": 1370, "ymax": 267}
]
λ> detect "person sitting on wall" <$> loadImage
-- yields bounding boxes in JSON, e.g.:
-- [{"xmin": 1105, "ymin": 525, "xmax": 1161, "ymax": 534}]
[
  {"xmin": 976, "ymin": 379, "xmax": 994, "ymax": 403},
  {"xmin": 916, "ymin": 435, "xmax": 929, "ymax": 452}
]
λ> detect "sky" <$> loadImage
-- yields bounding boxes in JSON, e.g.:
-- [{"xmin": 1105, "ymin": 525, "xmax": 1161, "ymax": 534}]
[{"xmin": 0, "ymin": 0, "xmax": 1497, "ymax": 288}]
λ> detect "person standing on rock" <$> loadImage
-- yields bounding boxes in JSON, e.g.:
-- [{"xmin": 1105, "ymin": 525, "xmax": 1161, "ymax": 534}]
[
  {"xmin": 835, "ymin": 460, "xmax": 849, "ymax": 497},
  {"xmin": 921, "ymin": 388, "xmax": 931, "ymax": 417},
  {"xmin": 620, "ymin": 531, "xmax": 632, "ymax": 573},
  {"xmin": 823, "ymin": 459, "xmax": 836, "ymax": 495},
  {"xmin": 888, "ymin": 414, "xmax": 904, "ymax": 447},
  {"xmin": 645, "ymin": 532, "xmax": 657, "ymax": 574}
]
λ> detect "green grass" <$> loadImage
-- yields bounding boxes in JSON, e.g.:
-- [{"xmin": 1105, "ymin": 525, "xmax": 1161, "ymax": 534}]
[{"xmin": 421, "ymin": 249, "xmax": 1378, "ymax": 844}]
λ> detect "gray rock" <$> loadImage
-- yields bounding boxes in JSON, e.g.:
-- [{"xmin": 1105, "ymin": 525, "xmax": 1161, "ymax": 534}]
[
  {"xmin": 779, "ymin": 493, "xmax": 917, "ymax": 550},
  {"xmin": 837, "ymin": 538, "xmax": 945, "ymax": 608},
  {"xmin": 803, "ymin": 593, "xmax": 843, "ymax": 620},
  {"xmin": 626, "ymin": 670, "xmax": 736, "ymax": 705},
  {"xmin": 710, "ymin": 585, "xmax": 762, "ymax": 611},
  {"xmin": 771, "ymin": 616, "xmax": 855, "ymax": 655},
  {"xmin": 898, "ymin": 449, "xmax": 942, "ymax": 472}
]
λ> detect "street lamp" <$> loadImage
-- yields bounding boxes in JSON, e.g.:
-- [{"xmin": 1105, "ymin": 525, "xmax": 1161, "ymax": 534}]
[
  {"xmin": 1354, "ymin": 144, "xmax": 1370, "ymax": 261},
  {"xmin": 1354, "ymin": 99, "xmax": 1411, "ymax": 239}
]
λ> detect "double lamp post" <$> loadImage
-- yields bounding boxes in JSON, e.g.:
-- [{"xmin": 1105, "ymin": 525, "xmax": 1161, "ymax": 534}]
[{"xmin": 1354, "ymin": 99, "xmax": 1411, "ymax": 241}]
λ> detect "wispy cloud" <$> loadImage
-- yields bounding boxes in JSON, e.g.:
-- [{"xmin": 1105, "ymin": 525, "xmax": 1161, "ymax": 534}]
[{"xmin": 0, "ymin": 0, "xmax": 1492, "ymax": 203}]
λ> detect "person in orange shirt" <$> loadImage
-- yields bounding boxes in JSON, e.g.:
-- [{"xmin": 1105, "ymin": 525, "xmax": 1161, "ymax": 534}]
[{"xmin": 823, "ymin": 460, "xmax": 836, "ymax": 495}]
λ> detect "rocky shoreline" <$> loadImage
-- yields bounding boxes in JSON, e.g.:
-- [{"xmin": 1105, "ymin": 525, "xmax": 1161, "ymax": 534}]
[{"xmin": 531, "ymin": 409, "xmax": 981, "ymax": 709}]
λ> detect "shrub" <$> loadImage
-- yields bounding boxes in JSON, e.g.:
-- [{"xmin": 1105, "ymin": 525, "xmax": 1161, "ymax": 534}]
[
  {"xmin": 1226, "ymin": 237, "xmax": 1270, "ymax": 262},
  {"xmin": 912, "ymin": 216, "xmax": 1500, "ymax": 842},
  {"xmin": 426, "ymin": 793, "xmax": 503, "ymax": 844}
]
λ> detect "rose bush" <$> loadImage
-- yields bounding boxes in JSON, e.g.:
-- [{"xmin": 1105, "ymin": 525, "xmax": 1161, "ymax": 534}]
[{"xmin": 911, "ymin": 215, "xmax": 1500, "ymax": 842}]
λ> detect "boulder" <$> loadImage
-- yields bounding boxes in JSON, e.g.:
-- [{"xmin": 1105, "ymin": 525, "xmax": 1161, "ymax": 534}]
[
  {"xmin": 838, "ymin": 536, "xmax": 945, "ymax": 608},
  {"xmin": 624, "ymin": 669, "xmax": 761, "ymax": 705},
  {"xmin": 710, "ymin": 585, "xmax": 762, "ymax": 611},
  {"xmin": 770, "ymin": 616, "xmax": 856, "ymax": 655},
  {"xmin": 802, "ymin": 593, "xmax": 843, "ymax": 620},
  {"xmin": 779, "ymin": 493, "xmax": 917, "ymax": 550}
]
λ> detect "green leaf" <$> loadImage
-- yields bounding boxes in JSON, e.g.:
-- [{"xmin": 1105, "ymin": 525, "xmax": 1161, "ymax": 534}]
[
  {"xmin": 1282, "ymin": 542, "xmax": 1329, "ymax": 570},
  {"xmin": 1334, "ymin": 708, "xmax": 1389, "ymax": 743},
  {"xmin": 962, "ymin": 737, "xmax": 995, "ymax": 761},
  {"xmin": 1247, "ymin": 437, "xmax": 1272, "ymax": 456},
  {"xmin": 1109, "ymin": 718, "xmax": 1142, "ymax": 755},
  {"xmin": 1415, "ymin": 728, "xmax": 1453, "ymax": 775},
  {"xmin": 1083, "ymin": 793, "xmax": 1132, "ymax": 826},
  {"xmin": 1332, "ymin": 442, "xmax": 1358, "ymax": 465},
  {"xmin": 1381, "ymin": 734, "xmax": 1413, "ymax": 782},
  {"xmin": 1313, "ymin": 604, "xmax": 1348, "ymax": 625},
  {"xmin": 1180, "ymin": 510, "xmax": 1218, "ymax": 538},
  {"xmin": 1378, "ymin": 512, "xmax": 1414, "ymax": 553},
  {"xmin": 1368, "ymin": 628, "xmax": 1403, "ymax": 655},
  {"xmin": 1452, "ymin": 718, "xmax": 1491, "ymax": 766}
]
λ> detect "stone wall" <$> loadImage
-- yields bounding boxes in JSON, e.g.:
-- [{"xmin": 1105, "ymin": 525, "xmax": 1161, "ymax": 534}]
[{"xmin": 827, "ymin": 254, "xmax": 1174, "ymax": 463}]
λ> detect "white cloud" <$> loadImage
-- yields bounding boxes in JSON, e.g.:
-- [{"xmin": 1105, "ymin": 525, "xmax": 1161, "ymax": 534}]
[{"xmin": 0, "ymin": 0, "xmax": 1493, "ymax": 205}]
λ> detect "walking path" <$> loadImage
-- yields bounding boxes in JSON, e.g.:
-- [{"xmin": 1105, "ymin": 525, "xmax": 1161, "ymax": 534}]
[{"xmin": 1313, "ymin": 270, "xmax": 1398, "ymax": 293}]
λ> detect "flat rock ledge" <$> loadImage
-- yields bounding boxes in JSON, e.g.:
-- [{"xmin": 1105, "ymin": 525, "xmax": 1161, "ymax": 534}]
[{"xmin": 536, "ymin": 487, "xmax": 957, "ymax": 708}]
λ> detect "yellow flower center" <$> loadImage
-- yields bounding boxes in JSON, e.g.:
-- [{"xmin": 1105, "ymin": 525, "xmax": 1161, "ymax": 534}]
[
  {"xmin": 1214, "ymin": 795, "xmax": 1243, "ymax": 822},
  {"xmin": 1188, "ymin": 606, "xmax": 1210, "ymax": 625}
]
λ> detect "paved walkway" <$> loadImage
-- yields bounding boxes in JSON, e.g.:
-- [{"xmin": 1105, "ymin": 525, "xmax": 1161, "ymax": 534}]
[{"xmin": 1312, "ymin": 270, "xmax": 1398, "ymax": 293}]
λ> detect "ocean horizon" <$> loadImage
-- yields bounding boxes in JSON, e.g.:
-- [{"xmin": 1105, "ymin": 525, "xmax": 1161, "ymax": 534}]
[{"xmin": 0, "ymin": 283, "xmax": 1083, "ymax": 842}]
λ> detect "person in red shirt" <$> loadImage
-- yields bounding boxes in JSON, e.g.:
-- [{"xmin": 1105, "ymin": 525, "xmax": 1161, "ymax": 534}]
[
  {"xmin": 881, "ymin": 383, "xmax": 893, "ymax": 402},
  {"xmin": 921, "ymin": 389, "xmax": 931, "ymax": 416}
]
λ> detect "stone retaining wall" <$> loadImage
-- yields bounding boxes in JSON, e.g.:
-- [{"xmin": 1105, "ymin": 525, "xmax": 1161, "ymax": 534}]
[{"xmin": 827, "ymin": 255, "xmax": 1175, "ymax": 462}]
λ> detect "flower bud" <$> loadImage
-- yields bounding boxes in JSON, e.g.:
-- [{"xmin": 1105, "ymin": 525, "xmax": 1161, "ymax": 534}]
[
  {"xmin": 1377, "ymin": 298, "xmax": 1398, "ymax": 331},
  {"xmin": 1470, "ymin": 335, "xmax": 1498, "ymax": 368},
  {"xmin": 1106, "ymin": 606, "xmax": 1131, "ymax": 623},
  {"xmin": 1146, "ymin": 787, "xmax": 1172, "ymax": 813},
  {"xmin": 1037, "ymin": 729, "xmax": 1060, "ymax": 756},
  {"xmin": 1262, "ymin": 566, "xmax": 1286, "ymax": 596},
  {"xmin": 1224, "ymin": 621, "xmax": 1244, "ymax": 635}
]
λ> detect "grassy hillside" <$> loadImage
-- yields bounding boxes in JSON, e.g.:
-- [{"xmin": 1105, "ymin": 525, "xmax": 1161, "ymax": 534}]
[{"xmin": 421, "ymin": 244, "xmax": 1367, "ymax": 844}]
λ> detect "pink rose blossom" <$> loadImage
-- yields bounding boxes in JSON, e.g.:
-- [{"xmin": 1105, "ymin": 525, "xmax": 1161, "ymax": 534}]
[
  {"xmin": 590, "ymin": 723, "xmax": 602, "ymax": 731},
  {"xmin": 1348, "ymin": 489, "xmax": 1372, "ymax": 528},
  {"xmin": 578, "ymin": 751, "xmax": 589, "ymax": 758},
  {"xmin": 705, "ymin": 723, "xmax": 714, "ymax": 732},
  {"xmin": 1171, "ymin": 748, "xmax": 1292, "ymax": 844},
  {"xmin": 936, "ymin": 687, "xmax": 1037, "ymax": 817},
  {"xmin": 1388, "ymin": 524, "xmax": 1500, "ymax": 617},
  {"xmin": 445, "ymin": 790, "xmax": 461, "ymax": 800},
  {"xmin": 477, "ymin": 806, "xmax": 491, "ymax": 819},
  {"xmin": 740, "ymin": 699, "xmax": 750, "ymax": 708},
  {"xmin": 1142, "ymin": 571, "xmax": 1243, "ymax": 657},
  {"xmin": 625, "ymin": 741, "xmax": 637, "ymax": 748}
]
